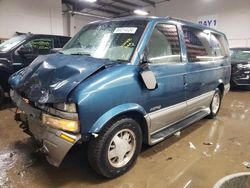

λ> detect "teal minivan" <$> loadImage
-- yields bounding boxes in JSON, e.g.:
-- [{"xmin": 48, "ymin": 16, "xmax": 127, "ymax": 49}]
[{"xmin": 10, "ymin": 16, "xmax": 230, "ymax": 178}]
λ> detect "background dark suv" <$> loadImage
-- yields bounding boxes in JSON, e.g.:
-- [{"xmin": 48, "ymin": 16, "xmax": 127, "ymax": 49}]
[
  {"xmin": 0, "ymin": 33, "xmax": 71, "ymax": 104},
  {"xmin": 230, "ymin": 48, "xmax": 250, "ymax": 89}
]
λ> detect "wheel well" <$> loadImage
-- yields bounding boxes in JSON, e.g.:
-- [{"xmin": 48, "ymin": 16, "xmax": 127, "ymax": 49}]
[
  {"xmin": 104, "ymin": 111, "xmax": 149, "ymax": 144},
  {"xmin": 218, "ymin": 83, "xmax": 224, "ymax": 96}
]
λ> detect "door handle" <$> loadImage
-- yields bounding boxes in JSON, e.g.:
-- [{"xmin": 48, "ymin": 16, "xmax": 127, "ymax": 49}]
[{"xmin": 183, "ymin": 74, "xmax": 187, "ymax": 87}]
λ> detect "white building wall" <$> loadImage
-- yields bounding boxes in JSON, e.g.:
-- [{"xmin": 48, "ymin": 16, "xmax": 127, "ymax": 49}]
[
  {"xmin": 62, "ymin": 13, "xmax": 70, "ymax": 37},
  {"xmin": 74, "ymin": 15, "xmax": 100, "ymax": 34},
  {"xmin": 0, "ymin": 0, "xmax": 63, "ymax": 39},
  {"xmin": 63, "ymin": 13, "xmax": 102, "ymax": 37},
  {"xmin": 154, "ymin": 0, "xmax": 250, "ymax": 47}
]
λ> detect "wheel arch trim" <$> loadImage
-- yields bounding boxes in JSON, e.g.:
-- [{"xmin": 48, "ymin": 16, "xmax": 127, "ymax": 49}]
[
  {"xmin": 89, "ymin": 103, "xmax": 148, "ymax": 134},
  {"xmin": 217, "ymin": 79, "xmax": 230, "ymax": 96}
]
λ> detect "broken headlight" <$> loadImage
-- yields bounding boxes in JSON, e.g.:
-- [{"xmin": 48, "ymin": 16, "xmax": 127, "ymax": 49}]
[
  {"xmin": 53, "ymin": 103, "xmax": 77, "ymax": 113},
  {"xmin": 42, "ymin": 114, "xmax": 79, "ymax": 133}
]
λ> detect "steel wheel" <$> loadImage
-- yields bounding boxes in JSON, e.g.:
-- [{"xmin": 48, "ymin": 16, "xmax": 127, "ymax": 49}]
[
  {"xmin": 88, "ymin": 118, "xmax": 142, "ymax": 178},
  {"xmin": 108, "ymin": 129, "xmax": 136, "ymax": 168},
  {"xmin": 207, "ymin": 89, "xmax": 222, "ymax": 119},
  {"xmin": 211, "ymin": 92, "xmax": 220, "ymax": 114}
]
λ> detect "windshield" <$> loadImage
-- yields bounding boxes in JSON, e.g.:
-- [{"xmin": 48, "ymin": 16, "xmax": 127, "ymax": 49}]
[
  {"xmin": 0, "ymin": 35, "xmax": 27, "ymax": 52},
  {"xmin": 231, "ymin": 49, "xmax": 250, "ymax": 61},
  {"xmin": 61, "ymin": 20, "xmax": 148, "ymax": 62}
]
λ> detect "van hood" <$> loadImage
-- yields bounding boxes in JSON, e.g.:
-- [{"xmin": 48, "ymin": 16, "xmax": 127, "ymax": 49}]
[
  {"xmin": 231, "ymin": 60, "xmax": 250, "ymax": 65},
  {"xmin": 9, "ymin": 53, "xmax": 110, "ymax": 103}
]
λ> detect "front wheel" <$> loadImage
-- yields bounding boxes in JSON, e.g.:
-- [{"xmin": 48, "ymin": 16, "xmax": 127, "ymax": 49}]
[
  {"xmin": 87, "ymin": 118, "xmax": 142, "ymax": 178},
  {"xmin": 207, "ymin": 89, "xmax": 222, "ymax": 119}
]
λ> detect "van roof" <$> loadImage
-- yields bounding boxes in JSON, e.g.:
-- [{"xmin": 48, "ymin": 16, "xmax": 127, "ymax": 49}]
[{"xmin": 90, "ymin": 16, "xmax": 225, "ymax": 36}]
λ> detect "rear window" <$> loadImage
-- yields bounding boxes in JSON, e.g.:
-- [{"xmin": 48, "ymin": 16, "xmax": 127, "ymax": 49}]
[{"xmin": 210, "ymin": 33, "xmax": 229, "ymax": 58}]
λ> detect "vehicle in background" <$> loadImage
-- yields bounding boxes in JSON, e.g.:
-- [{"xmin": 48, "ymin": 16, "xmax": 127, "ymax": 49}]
[
  {"xmin": 9, "ymin": 16, "xmax": 231, "ymax": 178},
  {"xmin": 230, "ymin": 48, "xmax": 250, "ymax": 89},
  {"xmin": 0, "ymin": 33, "xmax": 71, "ymax": 104}
]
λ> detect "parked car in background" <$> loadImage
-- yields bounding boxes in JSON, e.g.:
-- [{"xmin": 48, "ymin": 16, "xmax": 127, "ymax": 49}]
[
  {"xmin": 9, "ymin": 16, "xmax": 230, "ymax": 178},
  {"xmin": 0, "ymin": 33, "xmax": 71, "ymax": 104},
  {"xmin": 230, "ymin": 48, "xmax": 250, "ymax": 89}
]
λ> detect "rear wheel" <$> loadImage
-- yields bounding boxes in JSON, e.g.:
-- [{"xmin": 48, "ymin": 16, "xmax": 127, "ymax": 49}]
[
  {"xmin": 207, "ymin": 89, "xmax": 222, "ymax": 119},
  {"xmin": 87, "ymin": 117, "xmax": 142, "ymax": 178}
]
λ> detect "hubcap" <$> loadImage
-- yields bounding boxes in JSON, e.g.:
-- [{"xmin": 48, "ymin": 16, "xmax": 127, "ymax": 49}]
[
  {"xmin": 212, "ymin": 93, "xmax": 220, "ymax": 114},
  {"xmin": 108, "ymin": 129, "xmax": 136, "ymax": 168}
]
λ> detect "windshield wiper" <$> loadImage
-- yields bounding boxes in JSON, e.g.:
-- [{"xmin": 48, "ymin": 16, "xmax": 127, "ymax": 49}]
[
  {"xmin": 62, "ymin": 52, "xmax": 91, "ymax": 56},
  {"xmin": 113, "ymin": 59, "xmax": 127, "ymax": 63},
  {"xmin": 103, "ymin": 58, "xmax": 128, "ymax": 66},
  {"xmin": 71, "ymin": 53, "xmax": 91, "ymax": 56}
]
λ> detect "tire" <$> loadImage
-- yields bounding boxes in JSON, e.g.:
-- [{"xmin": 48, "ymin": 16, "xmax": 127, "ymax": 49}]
[
  {"xmin": 87, "ymin": 117, "xmax": 142, "ymax": 178},
  {"xmin": 207, "ymin": 89, "xmax": 222, "ymax": 119},
  {"xmin": 230, "ymin": 80, "xmax": 237, "ymax": 90},
  {"xmin": 0, "ymin": 85, "xmax": 4, "ymax": 105}
]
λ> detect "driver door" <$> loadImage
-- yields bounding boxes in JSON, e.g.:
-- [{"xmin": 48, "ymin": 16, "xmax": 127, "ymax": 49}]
[{"xmin": 145, "ymin": 23, "xmax": 187, "ymax": 133}]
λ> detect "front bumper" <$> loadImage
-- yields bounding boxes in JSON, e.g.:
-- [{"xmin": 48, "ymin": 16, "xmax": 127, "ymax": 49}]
[
  {"xmin": 231, "ymin": 64, "xmax": 250, "ymax": 86},
  {"xmin": 10, "ymin": 90, "xmax": 81, "ymax": 167}
]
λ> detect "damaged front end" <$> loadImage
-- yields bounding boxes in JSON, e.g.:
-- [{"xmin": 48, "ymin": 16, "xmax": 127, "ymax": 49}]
[
  {"xmin": 11, "ymin": 89, "xmax": 81, "ymax": 167},
  {"xmin": 9, "ymin": 53, "xmax": 107, "ymax": 104},
  {"xmin": 9, "ymin": 53, "xmax": 108, "ymax": 167},
  {"xmin": 231, "ymin": 62, "xmax": 250, "ymax": 86}
]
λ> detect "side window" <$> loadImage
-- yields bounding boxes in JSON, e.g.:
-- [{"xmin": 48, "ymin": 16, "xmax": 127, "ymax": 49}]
[
  {"xmin": 60, "ymin": 37, "xmax": 70, "ymax": 47},
  {"xmin": 147, "ymin": 24, "xmax": 181, "ymax": 64},
  {"xmin": 24, "ymin": 38, "xmax": 53, "ymax": 54},
  {"xmin": 53, "ymin": 37, "xmax": 60, "ymax": 48},
  {"xmin": 210, "ymin": 33, "xmax": 229, "ymax": 58},
  {"xmin": 183, "ymin": 26, "xmax": 213, "ymax": 62}
]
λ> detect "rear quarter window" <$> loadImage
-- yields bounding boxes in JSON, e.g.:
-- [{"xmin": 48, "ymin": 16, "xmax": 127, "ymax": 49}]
[
  {"xmin": 182, "ymin": 26, "xmax": 213, "ymax": 62},
  {"xmin": 183, "ymin": 26, "xmax": 229, "ymax": 62}
]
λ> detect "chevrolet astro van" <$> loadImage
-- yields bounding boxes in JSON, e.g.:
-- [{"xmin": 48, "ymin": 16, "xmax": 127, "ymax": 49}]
[{"xmin": 9, "ymin": 16, "xmax": 231, "ymax": 178}]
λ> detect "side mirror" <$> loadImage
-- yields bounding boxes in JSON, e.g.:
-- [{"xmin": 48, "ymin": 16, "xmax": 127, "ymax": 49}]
[
  {"xmin": 18, "ymin": 46, "xmax": 33, "ymax": 55},
  {"xmin": 140, "ymin": 70, "xmax": 157, "ymax": 90},
  {"xmin": 139, "ymin": 51, "xmax": 157, "ymax": 90}
]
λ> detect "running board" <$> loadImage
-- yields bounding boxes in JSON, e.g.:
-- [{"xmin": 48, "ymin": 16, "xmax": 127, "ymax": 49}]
[{"xmin": 149, "ymin": 108, "xmax": 210, "ymax": 145}]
